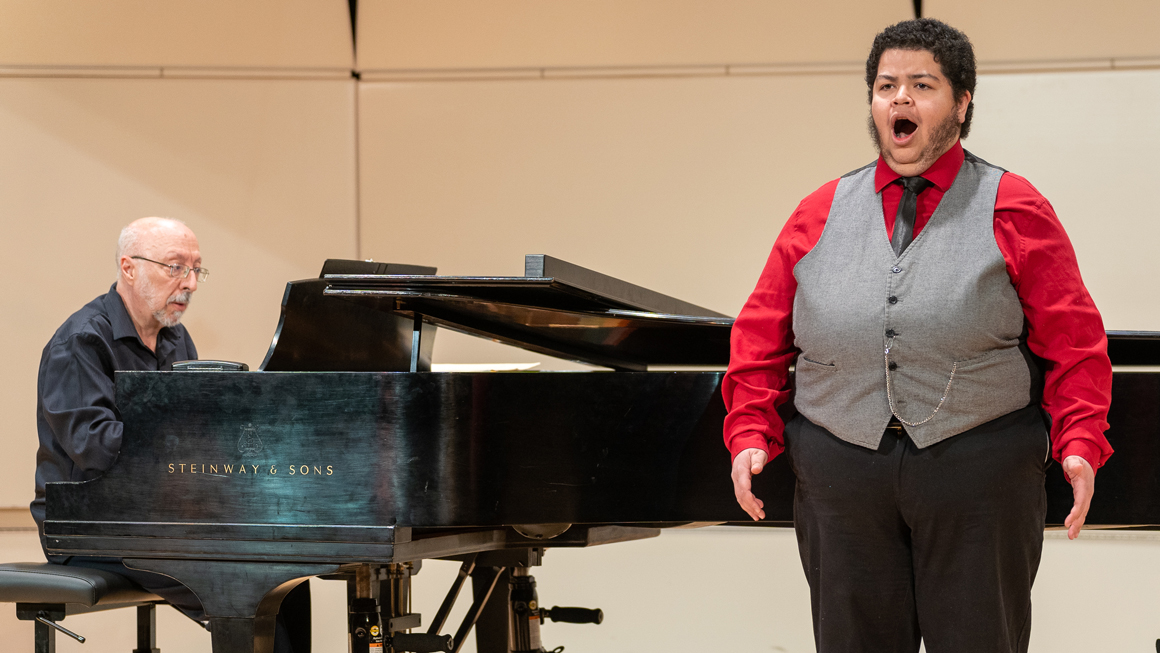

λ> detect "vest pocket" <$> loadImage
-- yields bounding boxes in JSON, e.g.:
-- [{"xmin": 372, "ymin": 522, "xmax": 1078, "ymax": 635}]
[
  {"xmin": 794, "ymin": 356, "xmax": 843, "ymax": 422},
  {"xmin": 943, "ymin": 345, "xmax": 1033, "ymax": 423},
  {"xmin": 799, "ymin": 356, "xmax": 837, "ymax": 369},
  {"xmin": 953, "ymin": 348, "xmax": 1004, "ymax": 371}
]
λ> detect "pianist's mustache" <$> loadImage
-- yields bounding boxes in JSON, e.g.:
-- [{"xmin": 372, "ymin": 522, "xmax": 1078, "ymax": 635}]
[{"xmin": 168, "ymin": 291, "xmax": 192, "ymax": 307}]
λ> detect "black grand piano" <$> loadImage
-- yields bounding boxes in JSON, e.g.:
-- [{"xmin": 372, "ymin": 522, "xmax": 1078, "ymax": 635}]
[{"xmin": 42, "ymin": 255, "xmax": 1160, "ymax": 653}]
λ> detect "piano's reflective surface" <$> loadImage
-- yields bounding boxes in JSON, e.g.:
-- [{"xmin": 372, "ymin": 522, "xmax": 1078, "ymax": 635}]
[{"xmin": 43, "ymin": 256, "xmax": 1160, "ymax": 653}]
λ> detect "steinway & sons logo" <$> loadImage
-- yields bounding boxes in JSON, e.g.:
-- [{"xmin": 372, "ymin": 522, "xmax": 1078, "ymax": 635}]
[{"xmin": 166, "ymin": 424, "xmax": 335, "ymax": 477}]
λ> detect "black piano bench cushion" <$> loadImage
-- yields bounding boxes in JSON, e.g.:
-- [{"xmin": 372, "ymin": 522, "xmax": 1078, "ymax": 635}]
[{"xmin": 0, "ymin": 563, "xmax": 162, "ymax": 609}]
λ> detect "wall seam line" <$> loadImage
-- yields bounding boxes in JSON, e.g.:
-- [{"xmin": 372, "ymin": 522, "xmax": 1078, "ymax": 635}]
[
  {"xmin": 353, "ymin": 76, "xmax": 362, "ymax": 260},
  {"xmin": 6, "ymin": 59, "xmax": 1160, "ymax": 82}
]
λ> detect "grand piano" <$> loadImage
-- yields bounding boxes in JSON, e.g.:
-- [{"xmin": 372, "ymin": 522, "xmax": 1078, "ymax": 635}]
[{"xmin": 41, "ymin": 255, "xmax": 1160, "ymax": 653}]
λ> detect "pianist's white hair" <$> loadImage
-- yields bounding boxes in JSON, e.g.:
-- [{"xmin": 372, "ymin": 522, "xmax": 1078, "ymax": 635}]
[{"xmin": 116, "ymin": 217, "xmax": 187, "ymax": 268}]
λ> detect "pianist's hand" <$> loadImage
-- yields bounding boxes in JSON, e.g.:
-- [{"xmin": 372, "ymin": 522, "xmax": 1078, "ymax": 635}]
[
  {"xmin": 731, "ymin": 448, "xmax": 768, "ymax": 521},
  {"xmin": 1062, "ymin": 455, "xmax": 1095, "ymax": 540}
]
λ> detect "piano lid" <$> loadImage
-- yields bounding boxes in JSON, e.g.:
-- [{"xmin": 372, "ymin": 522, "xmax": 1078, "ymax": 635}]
[
  {"xmin": 324, "ymin": 255, "xmax": 728, "ymax": 318},
  {"xmin": 320, "ymin": 255, "xmax": 733, "ymax": 371},
  {"xmin": 263, "ymin": 257, "xmax": 1157, "ymax": 373}
]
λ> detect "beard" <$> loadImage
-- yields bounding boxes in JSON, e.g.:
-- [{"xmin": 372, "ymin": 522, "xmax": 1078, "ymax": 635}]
[
  {"xmin": 869, "ymin": 110, "xmax": 962, "ymax": 171},
  {"xmin": 153, "ymin": 291, "xmax": 192, "ymax": 328},
  {"xmin": 140, "ymin": 276, "xmax": 192, "ymax": 328}
]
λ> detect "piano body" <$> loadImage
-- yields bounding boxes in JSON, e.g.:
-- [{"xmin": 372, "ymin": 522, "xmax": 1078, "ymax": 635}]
[{"xmin": 42, "ymin": 256, "xmax": 1160, "ymax": 653}]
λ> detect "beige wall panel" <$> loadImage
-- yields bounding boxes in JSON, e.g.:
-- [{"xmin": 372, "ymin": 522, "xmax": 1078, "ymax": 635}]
[
  {"xmin": 928, "ymin": 0, "xmax": 1160, "ymax": 62},
  {"xmin": 966, "ymin": 69, "xmax": 1160, "ymax": 330},
  {"xmin": 357, "ymin": 74, "xmax": 877, "ymax": 365},
  {"xmin": 0, "ymin": 77, "xmax": 357, "ymax": 508},
  {"xmin": 0, "ymin": 0, "xmax": 352, "ymax": 68},
  {"xmin": 357, "ymin": 0, "xmax": 913, "ymax": 70}
]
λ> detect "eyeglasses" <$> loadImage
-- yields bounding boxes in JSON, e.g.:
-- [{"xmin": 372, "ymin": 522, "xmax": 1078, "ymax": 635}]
[{"xmin": 131, "ymin": 256, "xmax": 210, "ymax": 282}]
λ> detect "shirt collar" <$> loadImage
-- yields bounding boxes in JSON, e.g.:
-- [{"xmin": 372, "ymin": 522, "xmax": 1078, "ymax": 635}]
[
  {"xmin": 103, "ymin": 283, "xmax": 174, "ymax": 349},
  {"xmin": 874, "ymin": 140, "xmax": 964, "ymax": 194}
]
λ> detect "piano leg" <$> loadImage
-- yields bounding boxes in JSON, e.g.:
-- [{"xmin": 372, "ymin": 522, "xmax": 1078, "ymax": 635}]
[
  {"xmin": 208, "ymin": 615, "xmax": 279, "ymax": 652},
  {"xmin": 123, "ymin": 559, "xmax": 340, "ymax": 653},
  {"xmin": 470, "ymin": 567, "xmax": 511, "ymax": 653}
]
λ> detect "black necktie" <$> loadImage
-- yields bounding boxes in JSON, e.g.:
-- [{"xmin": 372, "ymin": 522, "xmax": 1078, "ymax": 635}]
[{"xmin": 890, "ymin": 176, "xmax": 932, "ymax": 257}]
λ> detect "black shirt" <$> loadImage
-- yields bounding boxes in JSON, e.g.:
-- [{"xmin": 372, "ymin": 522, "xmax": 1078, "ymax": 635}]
[{"xmin": 32, "ymin": 284, "xmax": 197, "ymax": 545}]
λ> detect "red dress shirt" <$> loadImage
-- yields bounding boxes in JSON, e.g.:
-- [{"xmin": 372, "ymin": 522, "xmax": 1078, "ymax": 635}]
[{"xmin": 723, "ymin": 141, "xmax": 1113, "ymax": 472}]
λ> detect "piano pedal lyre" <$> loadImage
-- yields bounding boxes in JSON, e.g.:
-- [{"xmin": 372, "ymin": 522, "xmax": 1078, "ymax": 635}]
[{"xmin": 348, "ymin": 562, "xmax": 453, "ymax": 653}]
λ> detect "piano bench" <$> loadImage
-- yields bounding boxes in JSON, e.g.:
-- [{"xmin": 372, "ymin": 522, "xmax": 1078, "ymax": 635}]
[{"xmin": 0, "ymin": 562, "xmax": 164, "ymax": 653}]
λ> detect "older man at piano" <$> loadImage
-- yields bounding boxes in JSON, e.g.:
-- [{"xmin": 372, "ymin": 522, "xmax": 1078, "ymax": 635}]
[{"xmin": 31, "ymin": 217, "xmax": 309, "ymax": 652}]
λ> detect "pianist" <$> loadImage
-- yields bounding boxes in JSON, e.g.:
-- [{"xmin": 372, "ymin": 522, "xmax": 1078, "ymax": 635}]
[
  {"xmin": 723, "ymin": 19, "xmax": 1113, "ymax": 653},
  {"xmin": 33, "ymin": 217, "xmax": 200, "ymax": 547},
  {"xmin": 31, "ymin": 218, "xmax": 307, "ymax": 652}
]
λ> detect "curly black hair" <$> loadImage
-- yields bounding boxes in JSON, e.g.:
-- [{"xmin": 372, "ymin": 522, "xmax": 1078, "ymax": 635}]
[{"xmin": 865, "ymin": 18, "xmax": 976, "ymax": 138}]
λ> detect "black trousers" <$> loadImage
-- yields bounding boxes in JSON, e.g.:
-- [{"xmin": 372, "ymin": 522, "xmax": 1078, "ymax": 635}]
[
  {"xmin": 784, "ymin": 406, "xmax": 1049, "ymax": 653},
  {"xmin": 63, "ymin": 557, "xmax": 312, "ymax": 653}
]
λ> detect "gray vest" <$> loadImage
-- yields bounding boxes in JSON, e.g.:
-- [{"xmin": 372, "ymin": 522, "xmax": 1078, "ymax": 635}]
[{"xmin": 792, "ymin": 153, "xmax": 1032, "ymax": 450}]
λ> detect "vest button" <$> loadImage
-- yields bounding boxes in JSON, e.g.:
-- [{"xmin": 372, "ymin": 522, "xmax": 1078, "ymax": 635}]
[
  {"xmin": 888, "ymin": 296, "xmax": 898, "ymax": 304},
  {"xmin": 888, "ymin": 362, "xmax": 899, "ymax": 371},
  {"xmin": 885, "ymin": 329, "xmax": 896, "ymax": 337},
  {"xmin": 892, "ymin": 266, "xmax": 902, "ymax": 273}
]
